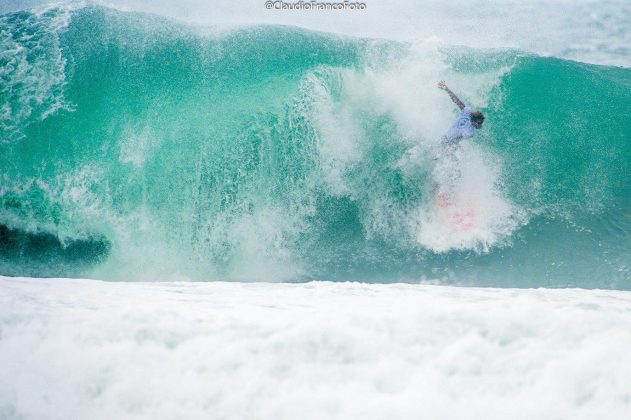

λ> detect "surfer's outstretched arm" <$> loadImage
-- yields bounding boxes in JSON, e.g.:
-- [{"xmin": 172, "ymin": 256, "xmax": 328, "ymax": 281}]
[{"xmin": 437, "ymin": 81, "xmax": 465, "ymax": 110}]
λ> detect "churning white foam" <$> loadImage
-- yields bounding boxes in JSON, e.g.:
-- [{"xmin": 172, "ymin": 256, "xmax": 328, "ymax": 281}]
[
  {"xmin": 2, "ymin": 277, "xmax": 631, "ymax": 420},
  {"xmin": 413, "ymin": 143, "xmax": 525, "ymax": 252}
]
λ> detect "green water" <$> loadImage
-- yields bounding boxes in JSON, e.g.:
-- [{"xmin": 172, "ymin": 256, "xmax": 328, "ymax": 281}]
[{"xmin": 1, "ymin": 5, "xmax": 630, "ymax": 288}]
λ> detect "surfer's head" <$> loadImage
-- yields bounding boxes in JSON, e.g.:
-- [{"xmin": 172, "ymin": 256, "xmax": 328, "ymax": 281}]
[{"xmin": 471, "ymin": 111, "xmax": 485, "ymax": 128}]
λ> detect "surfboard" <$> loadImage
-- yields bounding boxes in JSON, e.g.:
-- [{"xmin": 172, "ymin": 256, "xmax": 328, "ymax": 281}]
[{"xmin": 435, "ymin": 190, "xmax": 476, "ymax": 231}]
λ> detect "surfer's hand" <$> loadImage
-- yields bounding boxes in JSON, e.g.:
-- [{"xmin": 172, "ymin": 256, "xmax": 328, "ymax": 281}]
[{"xmin": 437, "ymin": 81, "xmax": 447, "ymax": 90}]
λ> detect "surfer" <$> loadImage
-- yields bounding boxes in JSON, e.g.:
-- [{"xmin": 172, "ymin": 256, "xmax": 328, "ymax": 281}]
[
  {"xmin": 437, "ymin": 81, "xmax": 484, "ymax": 146},
  {"xmin": 432, "ymin": 81, "xmax": 485, "ymax": 218}
]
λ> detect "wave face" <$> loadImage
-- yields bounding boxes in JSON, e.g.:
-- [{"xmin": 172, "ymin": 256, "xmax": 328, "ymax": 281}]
[{"xmin": 1, "ymin": 5, "xmax": 631, "ymax": 287}]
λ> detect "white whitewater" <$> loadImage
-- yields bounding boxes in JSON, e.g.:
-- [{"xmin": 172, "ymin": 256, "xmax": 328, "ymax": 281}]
[{"xmin": 2, "ymin": 276, "xmax": 631, "ymax": 420}]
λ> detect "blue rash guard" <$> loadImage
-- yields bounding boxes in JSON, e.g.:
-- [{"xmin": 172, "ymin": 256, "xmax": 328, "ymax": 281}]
[{"xmin": 443, "ymin": 107, "xmax": 475, "ymax": 146}]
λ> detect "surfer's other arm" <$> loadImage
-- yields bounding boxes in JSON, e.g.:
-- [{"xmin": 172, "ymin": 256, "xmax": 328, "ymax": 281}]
[{"xmin": 437, "ymin": 81, "xmax": 465, "ymax": 110}]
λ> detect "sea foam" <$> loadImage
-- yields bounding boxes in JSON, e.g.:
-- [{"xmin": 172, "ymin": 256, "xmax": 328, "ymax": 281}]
[{"xmin": 1, "ymin": 276, "xmax": 631, "ymax": 420}]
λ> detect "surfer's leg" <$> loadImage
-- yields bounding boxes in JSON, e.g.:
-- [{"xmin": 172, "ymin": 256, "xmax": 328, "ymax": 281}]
[{"xmin": 433, "ymin": 143, "xmax": 463, "ymax": 205}]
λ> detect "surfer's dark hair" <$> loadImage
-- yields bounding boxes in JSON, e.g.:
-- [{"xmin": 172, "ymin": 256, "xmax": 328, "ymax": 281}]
[{"xmin": 471, "ymin": 111, "xmax": 485, "ymax": 125}]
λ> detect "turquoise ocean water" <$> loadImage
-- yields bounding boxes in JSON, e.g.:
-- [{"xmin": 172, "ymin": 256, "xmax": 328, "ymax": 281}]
[{"xmin": 1, "ymin": 4, "xmax": 630, "ymax": 288}]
